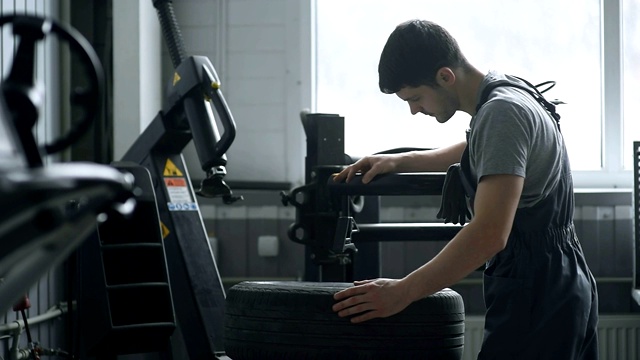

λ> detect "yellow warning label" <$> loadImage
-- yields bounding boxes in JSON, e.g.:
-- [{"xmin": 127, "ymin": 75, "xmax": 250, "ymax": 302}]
[
  {"xmin": 163, "ymin": 159, "xmax": 183, "ymax": 176},
  {"xmin": 173, "ymin": 72, "xmax": 181, "ymax": 86},
  {"xmin": 160, "ymin": 221, "xmax": 170, "ymax": 239}
]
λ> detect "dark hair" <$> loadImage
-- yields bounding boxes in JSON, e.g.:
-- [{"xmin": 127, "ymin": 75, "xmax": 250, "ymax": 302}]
[{"xmin": 378, "ymin": 20, "xmax": 468, "ymax": 94}]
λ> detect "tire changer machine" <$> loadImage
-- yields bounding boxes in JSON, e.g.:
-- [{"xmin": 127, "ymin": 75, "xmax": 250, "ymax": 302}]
[
  {"xmin": 75, "ymin": 1, "xmax": 241, "ymax": 359},
  {"xmin": 280, "ymin": 112, "xmax": 464, "ymax": 283}
]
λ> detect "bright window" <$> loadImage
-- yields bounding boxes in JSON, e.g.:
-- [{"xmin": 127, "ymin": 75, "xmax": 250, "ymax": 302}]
[
  {"xmin": 623, "ymin": 0, "xmax": 640, "ymax": 170},
  {"xmin": 315, "ymin": 0, "xmax": 632, "ymax": 188}
]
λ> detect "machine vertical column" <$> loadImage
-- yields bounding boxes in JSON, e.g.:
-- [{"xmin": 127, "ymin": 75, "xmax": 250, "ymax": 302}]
[
  {"xmin": 136, "ymin": 150, "xmax": 227, "ymax": 358},
  {"xmin": 633, "ymin": 141, "xmax": 640, "ymax": 306},
  {"xmin": 298, "ymin": 112, "xmax": 381, "ymax": 282},
  {"xmin": 302, "ymin": 113, "xmax": 344, "ymax": 281}
]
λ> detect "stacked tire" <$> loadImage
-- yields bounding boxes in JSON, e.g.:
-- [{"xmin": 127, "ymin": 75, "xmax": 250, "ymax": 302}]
[{"xmin": 224, "ymin": 281, "xmax": 465, "ymax": 359}]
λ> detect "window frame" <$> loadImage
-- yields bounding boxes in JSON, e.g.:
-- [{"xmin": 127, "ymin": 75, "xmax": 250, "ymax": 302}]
[{"xmin": 592, "ymin": 0, "xmax": 628, "ymax": 189}]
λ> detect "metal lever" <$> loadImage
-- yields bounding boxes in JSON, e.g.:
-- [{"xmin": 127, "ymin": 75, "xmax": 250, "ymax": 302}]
[
  {"xmin": 333, "ymin": 216, "xmax": 358, "ymax": 255},
  {"xmin": 196, "ymin": 166, "xmax": 243, "ymax": 204}
]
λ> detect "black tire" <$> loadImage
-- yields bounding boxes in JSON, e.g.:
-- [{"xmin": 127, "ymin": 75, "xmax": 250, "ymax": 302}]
[{"xmin": 224, "ymin": 281, "xmax": 464, "ymax": 360}]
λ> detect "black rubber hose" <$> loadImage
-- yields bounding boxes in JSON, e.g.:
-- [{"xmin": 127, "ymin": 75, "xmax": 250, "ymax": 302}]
[{"xmin": 153, "ymin": 0, "xmax": 186, "ymax": 69}]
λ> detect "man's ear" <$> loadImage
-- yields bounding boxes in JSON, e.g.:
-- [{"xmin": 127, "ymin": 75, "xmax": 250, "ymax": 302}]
[{"xmin": 436, "ymin": 67, "xmax": 456, "ymax": 86}]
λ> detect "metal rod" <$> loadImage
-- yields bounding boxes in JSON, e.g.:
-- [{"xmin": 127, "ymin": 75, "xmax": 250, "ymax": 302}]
[
  {"xmin": 328, "ymin": 172, "xmax": 446, "ymax": 196},
  {"xmin": 0, "ymin": 304, "xmax": 67, "ymax": 334},
  {"xmin": 352, "ymin": 223, "xmax": 462, "ymax": 242}
]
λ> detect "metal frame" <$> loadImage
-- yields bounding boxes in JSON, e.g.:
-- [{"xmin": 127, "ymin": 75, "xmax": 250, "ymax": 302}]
[
  {"xmin": 633, "ymin": 141, "xmax": 640, "ymax": 306},
  {"xmin": 282, "ymin": 112, "xmax": 462, "ymax": 283},
  {"xmin": 112, "ymin": 1, "xmax": 240, "ymax": 357},
  {"xmin": 123, "ymin": 145, "xmax": 227, "ymax": 357}
]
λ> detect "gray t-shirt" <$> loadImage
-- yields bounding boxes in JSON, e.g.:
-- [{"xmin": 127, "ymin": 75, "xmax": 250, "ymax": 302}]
[{"xmin": 469, "ymin": 71, "xmax": 565, "ymax": 208}]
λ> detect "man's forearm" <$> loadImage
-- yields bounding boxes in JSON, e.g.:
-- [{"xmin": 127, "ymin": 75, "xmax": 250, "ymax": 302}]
[
  {"xmin": 400, "ymin": 222, "xmax": 502, "ymax": 302},
  {"xmin": 396, "ymin": 141, "xmax": 466, "ymax": 173}
]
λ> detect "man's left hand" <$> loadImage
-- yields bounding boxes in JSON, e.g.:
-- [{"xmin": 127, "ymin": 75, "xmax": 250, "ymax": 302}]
[{"xmin": 332, "ymin": 278, "xmax": 412, "ymax": 323}]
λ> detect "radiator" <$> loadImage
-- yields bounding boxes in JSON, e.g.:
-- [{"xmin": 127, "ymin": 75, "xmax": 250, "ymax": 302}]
[{"xmin": 462, "ymin": 315, "xmax": 640, "ymax": 360}]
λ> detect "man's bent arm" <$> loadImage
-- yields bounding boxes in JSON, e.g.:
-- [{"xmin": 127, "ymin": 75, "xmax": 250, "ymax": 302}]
[
  {"xmin": 396, "ymin": 141, "xmax": 467, "ymax": 173},
  {"xmin": 401, "ymin": 174, "xmax": 523, "ymax": 300}
]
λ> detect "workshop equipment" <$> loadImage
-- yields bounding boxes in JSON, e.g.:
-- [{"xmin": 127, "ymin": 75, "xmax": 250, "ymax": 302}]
[
  {"xmin": 0, "ymin": 14, "xmax": 135, "ymax": 318},
  {"xmin": 79, "ymin": 1, "xmax": 240, "ymax": 358},
  {"xmin": 281, "ymin": 111, "xmax": 462, "ymax": 282}
]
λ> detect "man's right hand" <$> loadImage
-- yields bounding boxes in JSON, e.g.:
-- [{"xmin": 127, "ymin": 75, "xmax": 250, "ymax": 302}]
[{"xmin": 333, "ymin": 153, "xmax": 402, "ymax": 184}]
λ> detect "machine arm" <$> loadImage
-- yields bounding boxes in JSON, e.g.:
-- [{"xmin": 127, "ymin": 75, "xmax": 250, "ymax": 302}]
[
  {"xmin": 151, "ymin": 0, "xmax": 240, "ymax": 204},
  {"xmin": 327, "ymin": 172, "xmax": 447, "ymax": 196}
]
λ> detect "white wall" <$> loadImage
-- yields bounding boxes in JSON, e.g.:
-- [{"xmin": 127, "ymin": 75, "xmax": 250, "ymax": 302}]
[
  {"xmin": 112, "ymin": 0, "xmax": 162, "ymax": 160},
  {"xmin": 176, "ymin": 0, "xmax": 311, "ymax": 186},
  {"xmin": 222, "ymin": 0, "xmax": 310, "ymax": 186},
  {"xmin": 114, "ymin": 0, "xmax": 312, "ymax": 186}
]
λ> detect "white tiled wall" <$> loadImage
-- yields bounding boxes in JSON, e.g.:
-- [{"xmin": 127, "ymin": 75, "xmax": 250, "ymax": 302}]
[{"xmin": 172, "ymin": 0, "xmax": 309, "ymax": 185}]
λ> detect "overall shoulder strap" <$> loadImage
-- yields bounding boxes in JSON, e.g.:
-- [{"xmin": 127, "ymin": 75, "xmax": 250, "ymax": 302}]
[{"xmin": 475, "ymin": 77, "xmax": 562, "ymax": 130}]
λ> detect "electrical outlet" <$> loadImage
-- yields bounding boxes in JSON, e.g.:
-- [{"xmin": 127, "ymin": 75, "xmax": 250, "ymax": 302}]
[{"xmin": 257, "ymin": 235, "xmax": 279, "ymax": 257}]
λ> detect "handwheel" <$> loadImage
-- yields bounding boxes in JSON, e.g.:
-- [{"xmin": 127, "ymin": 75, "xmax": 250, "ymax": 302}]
[{"xmin": 0, "ymin": 14, "xmax": 104, "ymax": 158}]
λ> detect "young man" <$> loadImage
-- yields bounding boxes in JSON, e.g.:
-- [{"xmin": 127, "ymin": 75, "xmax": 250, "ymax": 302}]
[{"xmin": 332, "ymin": 19, "xmax": 599, "ymax": 359}]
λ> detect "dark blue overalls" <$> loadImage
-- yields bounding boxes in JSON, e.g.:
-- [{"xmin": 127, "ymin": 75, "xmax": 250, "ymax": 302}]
[{"xmin": 460, "ymin": 81, "xmax": 599, "ymax": 359}]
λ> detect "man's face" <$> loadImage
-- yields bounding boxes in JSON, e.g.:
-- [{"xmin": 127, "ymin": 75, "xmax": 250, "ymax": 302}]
[{"xmin": 396, "ymin": 85, "xmax": 458, "ymax": 123}]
